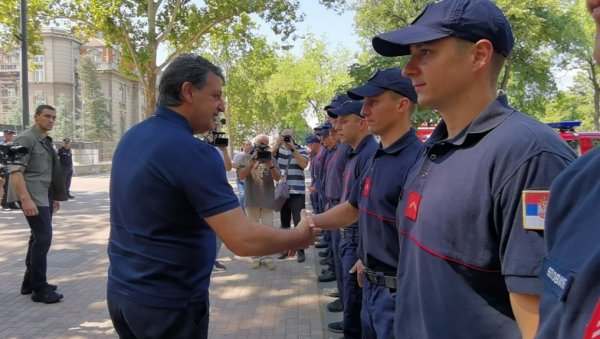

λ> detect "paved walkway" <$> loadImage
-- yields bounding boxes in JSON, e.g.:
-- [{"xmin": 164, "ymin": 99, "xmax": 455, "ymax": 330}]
[{"xmin": 0, "ymin": 174, "xmax": 342, "ymax": 339}]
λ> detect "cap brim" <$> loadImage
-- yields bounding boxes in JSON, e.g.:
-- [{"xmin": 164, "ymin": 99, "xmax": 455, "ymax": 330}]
[
  {"xmin": 326, "ymin": 110, "xmax": 338, "ymax": 118},
  {"xmin": 372, "ymin": 26, "xmax": 449, "ymax": 57},
  {"xmin": 348, "ymin": 84, "xmax": 386, "ymax": 100}
]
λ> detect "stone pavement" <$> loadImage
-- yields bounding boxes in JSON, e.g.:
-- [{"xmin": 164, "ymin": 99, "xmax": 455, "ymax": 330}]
[{"xmin": 0, "ymin": 174, "xmax": 343, "ymax": 339}]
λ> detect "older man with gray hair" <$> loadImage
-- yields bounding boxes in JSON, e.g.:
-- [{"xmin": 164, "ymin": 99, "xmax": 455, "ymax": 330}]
[{"xmin": 237, "ymin": 134, "xmax": 281, "ymax": 269}]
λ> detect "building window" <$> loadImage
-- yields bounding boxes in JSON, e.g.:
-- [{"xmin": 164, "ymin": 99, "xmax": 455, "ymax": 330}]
[
  {"xmin": 33, "ymin": 55, "xmax": 44, "ymax": 82},
  {"xmin": 33, "ymin": 91, "xmax": 46, "ymax": 106},
  {"xmin": 1, "ymin": 87, "xmax": 16, "ymax": 98},
  {"xmin": 119, "ymin": 84, "xmax": 126, "ymax": 103}
]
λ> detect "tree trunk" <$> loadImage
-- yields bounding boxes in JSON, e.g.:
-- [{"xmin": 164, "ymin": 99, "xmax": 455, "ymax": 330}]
[
  {"xmin": 144, "ymin": 68, "xmax": 157, "ymax": 118},
  {"xmin": 500, "ymin": 60, "xmax": 511, "ymax": 93}
]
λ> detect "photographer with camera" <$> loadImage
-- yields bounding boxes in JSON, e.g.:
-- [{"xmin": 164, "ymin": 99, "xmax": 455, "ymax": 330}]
[
  {"xmin": 237, "ymin": 134, "xmax": 281, "ymax": 269},
  {"xmin": 2, "ymin": 129, "xmax": 19, "ymax": 210},
  {"xmin": 7, "ymin": 104, "xmax": 68, "ymax": 304},
  {"xmin": 272, "ymin": 129, "xmax": 309, "ymax": 263}
]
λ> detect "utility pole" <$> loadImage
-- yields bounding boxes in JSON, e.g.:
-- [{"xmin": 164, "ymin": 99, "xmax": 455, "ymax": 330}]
[{"xmin": 20, "ymin": 0, "xmax": 29, "ymax": 127}]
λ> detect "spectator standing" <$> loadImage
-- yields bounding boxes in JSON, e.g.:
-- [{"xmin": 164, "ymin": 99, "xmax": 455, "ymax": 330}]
[
  {"xmin": 2, "ymin": 129, "xmax": 20, "ymax": 210},
  {"xmin": 8, "ymin": 104, "xmax": 68, "ymax": 303},
  {"xmin": 237, "ymin": 134, "xmax": 281, "ymax": 269},
  {"xmin": 232, "ymin": 140, "xmax": 252, "ymax": 208},
  {"xmin": 272, "ymin": 129, "xmax": 310, "ymax": 263},
  {"xmin": 57, "ymin": 138, "xmax": 74, "ymax": 199}
]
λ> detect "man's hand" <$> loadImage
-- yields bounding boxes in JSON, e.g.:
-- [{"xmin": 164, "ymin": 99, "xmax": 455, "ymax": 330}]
[
  {"xmin": 287, "ymin": 209, "xmax": 320, "ymax": 256},
  {"xmin": 0, "ymin": 177, "xmax": 4, "ymax": 201},
  {"xmin": 349, "ymin": 259, "xmax": 364, "ymax": 287},
  {"xmin": 53, "ymin": 201, "xmax": 60, "ymax": 213},
  {"xmin": 21, "ymin": 198, "xmax": 38, "ymax": 217}
]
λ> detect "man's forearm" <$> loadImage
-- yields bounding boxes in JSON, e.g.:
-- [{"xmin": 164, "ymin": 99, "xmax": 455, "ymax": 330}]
[
  {"xmin": 291, "ymin": 149, "xmax": 309, "ymax": 168},
  {"xmin": 312, "ymin": 201, "xmax": 359, "ymax": 230},
  {"xmin": 9, "ymin": 171, "xmax": 32, "ymax": 202}
]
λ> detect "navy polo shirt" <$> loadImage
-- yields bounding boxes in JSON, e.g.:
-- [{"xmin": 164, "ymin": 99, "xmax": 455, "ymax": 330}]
[
  {"xmin": 348, "ymin": 130, "xmax": 423, "ymax": 271},
  {"xmin": 108, "ymin": 106, "xmax": 240, "ymax": 309},
  {"xmin": 537, "ymin": 147, "xmax": 600, "ymax": 338},
  {"xmin": 341, "ymin": 135, "xmax": 379, "ymax": 231},
  {"xmin": 325, "ymin": 143, "xmax": 351, "ymax": 202},
  {"xmin": 394, "ymin": 96, "xmax": 576, "ymax": 338}
]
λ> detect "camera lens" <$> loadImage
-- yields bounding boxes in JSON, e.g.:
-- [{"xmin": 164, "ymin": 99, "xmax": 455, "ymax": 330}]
[{"xmin": 284, "ymin": 136, "xmax": 291, "ymax": 143}]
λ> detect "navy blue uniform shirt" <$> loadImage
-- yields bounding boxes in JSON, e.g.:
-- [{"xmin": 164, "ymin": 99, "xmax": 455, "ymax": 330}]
[
  {"xmin": 108, "ymin": 106, "xmax": 240, "ymax": 309},
  {"xmin": 394, "ymin": 96, "xmax": 576, "ymax": 338},
  {"xmin": 325, "ymin": 143, "xmax": 350, "ymax": 203},
  {"xmin": 348, "ymin": 130, "xmax": 423, "ymax": 271},
  {"xmin": 537, "ymin": 147, "xmax": 600, "ymax": 339},
  {"xmin": 341, "ymin": 135, "xmax": 379, "ymax": 231}
]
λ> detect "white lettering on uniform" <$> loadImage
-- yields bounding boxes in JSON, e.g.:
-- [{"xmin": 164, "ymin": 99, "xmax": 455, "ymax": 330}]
[{"xmin": 546, "ymin": 267, "xmax": 567, "ymax": 290}]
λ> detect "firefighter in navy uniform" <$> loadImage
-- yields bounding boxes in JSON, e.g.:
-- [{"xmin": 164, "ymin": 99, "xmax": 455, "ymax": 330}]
[{"xmin": 535, "ymin": 1, "xmax": 600, "ymax": 338}]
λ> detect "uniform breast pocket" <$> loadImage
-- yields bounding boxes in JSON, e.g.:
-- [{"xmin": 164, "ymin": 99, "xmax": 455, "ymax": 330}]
[
  {"xmin": 540, "ymin": 257, "xmax": 575, "ymax": 301},
  {"xmin": 26, "ymin": 148, "xmax": 50, "ymax": 173}
]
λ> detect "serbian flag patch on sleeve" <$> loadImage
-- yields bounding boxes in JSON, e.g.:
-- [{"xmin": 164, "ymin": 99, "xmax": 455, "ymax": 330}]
[{"xmin": 521, "ymin": 190, "xmax": 550, "ymax": 230}]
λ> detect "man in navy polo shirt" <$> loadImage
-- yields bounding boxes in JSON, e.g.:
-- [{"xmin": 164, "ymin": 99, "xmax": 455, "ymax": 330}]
[
  {"xmin": 536, "ymin": 2, "xmax": 600, "ymax": 338},
  {"xmin": 327, "ymin": 99, "xmax": 378, "ymax": 338},
  {"xmin": 108, "ymin": 54, "xmax": 316, "ymax": 338},
  {"xmin": 371, "ymin": 0, "xmax": 577, "ymax": 337},
  {"xmin": 304, "ymin": 68, "xmax": 423, "ymax": 338}
]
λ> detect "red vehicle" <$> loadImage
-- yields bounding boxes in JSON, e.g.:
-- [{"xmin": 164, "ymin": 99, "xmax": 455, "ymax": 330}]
[
  {"xmin": 416, "ymin": 126, "xmax": 435, "ymax": 142},
  {"xmin": 547, "ymin": 121, "xmax": 600, "ymax": 156}
]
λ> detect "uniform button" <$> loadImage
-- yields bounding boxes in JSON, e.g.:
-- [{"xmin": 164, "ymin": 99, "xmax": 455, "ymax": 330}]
[
  {"xmin": 421, "ymin": 171, "xmax": 428, "ymax": 179},
  {"xmin": 429, "ymin": 154, "xmax": 437, "ymax": 161},
  {"xmin": 440, "ymin": 142, "xmax": 446, "ymax": 146}
]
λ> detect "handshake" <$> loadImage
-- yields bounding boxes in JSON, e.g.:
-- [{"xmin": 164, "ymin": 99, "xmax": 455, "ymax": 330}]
[{"xmin": 284, "ymin": 209, "xmax": 321, "ymax": 256}]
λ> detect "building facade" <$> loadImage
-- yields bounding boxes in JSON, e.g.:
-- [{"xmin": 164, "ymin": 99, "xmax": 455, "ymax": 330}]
[{"xmin": 0, "ymin": 27, "xmax": 146, "ymax": 141}]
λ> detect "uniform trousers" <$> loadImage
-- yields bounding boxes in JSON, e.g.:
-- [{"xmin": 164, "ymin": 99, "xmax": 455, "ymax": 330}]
[
  {"xmin": 340, "ymin": 233, "xmax": 362, "ymax": 338},
  {"xmin": 23, "ymin": 203, "xmax": 53, "ymax": 292},
  {"xmin": 361, "ymin": 278, "xmax": 395, "ymax": 339}
]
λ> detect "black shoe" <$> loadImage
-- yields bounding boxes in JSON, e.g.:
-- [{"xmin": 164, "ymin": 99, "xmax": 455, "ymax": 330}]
[
  {"xmin": 318, "ymin": 249, "xmax": 330, "ymax": 258},
  {"xmin": 68, "ymin": 194, "xmax": 75, "ymax": 199},
  {"xmin": 315, "ymin": 240, "xmax": 328, "ymax": 249},
  {"xmin": 21, "ymin": 282, "xmax": 57, "ymax": 295},
  {"xmin": 318, "ymin": 270, "xmax": 336, "ymax": 282},
  {"xmin": 296, "ymin": 250, "xmax": 305, "ymax": 263},
  {"xmin": 327, "ymin": 298, "xmax": 343, "ymax": 313},
  {"xmin": 31, "ymin": 286, "xmax": 63, "ymax": 304},
  {"xmin": 277, "ymin": 252, "xmax": 288, "ymax": 260},
  {"xmin": 319, "ymin": 257, "xmax": 333, "ymax": 266},
  {"xmin": 328, "ymin": 321, "xmax": 344, "ymax": 333}
]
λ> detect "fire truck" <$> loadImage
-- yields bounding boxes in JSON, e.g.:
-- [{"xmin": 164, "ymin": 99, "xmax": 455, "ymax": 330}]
[{"xmin": 547, "ymin": 121, "xmax": 600, "ymax": 156}]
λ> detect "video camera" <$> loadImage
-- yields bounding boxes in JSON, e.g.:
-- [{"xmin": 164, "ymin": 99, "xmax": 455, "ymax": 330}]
[
  {"xmin": 249, "ymin": 143, "xmax": 272, "ymax": 162},
  {"xmin": 0, "ymin": 143, "xmax": 28, "ymax": 178},
  {"xmin": 207, "ymin": 118, "xmax": 229, "ymax": 147}
]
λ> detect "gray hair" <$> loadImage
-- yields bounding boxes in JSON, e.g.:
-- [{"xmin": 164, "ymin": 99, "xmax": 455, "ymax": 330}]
[{"xmin": 156, "ymin": 53, "xmax": 224, "ymax": 107}]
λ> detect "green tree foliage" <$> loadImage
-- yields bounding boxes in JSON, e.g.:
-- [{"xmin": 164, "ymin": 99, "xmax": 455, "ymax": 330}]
[
  {"xmin": 0, "ymin": 0, "xmax": 48, "ymax": 55},
  {"xmin": 52, "ymin": 93, "xmax": 77, "ymax": 140},
  {"xmin": 48, "ymin": 0, "xmax": 308, "ymax": 118},
  {"xmin": 77, "ymin": 56, "xmax": 113, "ymax": 140}
]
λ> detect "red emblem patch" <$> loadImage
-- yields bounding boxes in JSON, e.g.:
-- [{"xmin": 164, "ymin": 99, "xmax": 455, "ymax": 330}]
[
  {"xmin": 362, "ymin": 177, "xmax": 372, "ymax": 197},
  {"xmin": 584, "ymin": 298, "xmax": 600, "ymax": 339},
  {"xmin": 405, "ymin": 191, "xmax": 421, "ymax": 221}
]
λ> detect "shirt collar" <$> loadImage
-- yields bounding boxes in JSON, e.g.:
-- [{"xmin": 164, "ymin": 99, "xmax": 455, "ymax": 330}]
[
  {"xmin": 154, "ymin": 106, "xmax": 194, "ymax": 133},
  {"xmin": 349, "ymin": 134, "xmax": 375, "ymax": 157},
  {"xmin": 379, "ymin": 128, "xmax": 419, "ymax": 155},
  {"xmin": 426, "ymin": 94, "xmax": 512, "ymax": 147}
]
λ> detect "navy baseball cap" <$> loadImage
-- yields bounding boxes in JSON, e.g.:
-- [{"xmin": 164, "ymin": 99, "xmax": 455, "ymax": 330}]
[
  {"xmin": 330, "ymin": 100, "xmax": 364, "ymax": 118},
  {"xmin": 3, "ymin": 129, "xmax": 15, "ymax": 134},
  {"xmin": 372, "ymin": 0, "xmax": 514, "ymax": 57},
  {"xmin": 324, "ymin": 93, "xmax": 351, "ymax": 111},
  {"xmin": 305, "ymin": 135, "xmax": 319, "ymax": 144},
  {"xmin": 347, "ymin": 68, "xmax": 418, "ymax": 103}
]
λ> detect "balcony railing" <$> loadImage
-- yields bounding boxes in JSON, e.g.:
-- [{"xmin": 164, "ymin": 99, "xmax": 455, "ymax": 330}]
[{"xmin": 0, "ymin": 64, "xmax": 19, "ymax": 72}]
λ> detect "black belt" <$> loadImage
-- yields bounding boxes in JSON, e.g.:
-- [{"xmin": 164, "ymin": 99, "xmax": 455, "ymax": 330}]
[
  {"xmin": 363, "ymin": 268, "xmax": 397, "ymax": 289},
  {"xmin": 340, "ymin": 227, "xmax": 358, "ymax": 239}
]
